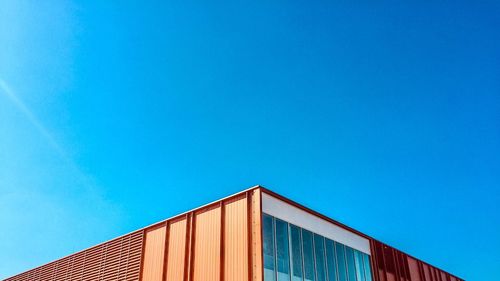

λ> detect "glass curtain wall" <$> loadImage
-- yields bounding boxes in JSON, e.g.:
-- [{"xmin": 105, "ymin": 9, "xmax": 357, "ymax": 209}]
[{"xmin": 263, "ymin": 214, "xmax": 373, "ymax": 281}]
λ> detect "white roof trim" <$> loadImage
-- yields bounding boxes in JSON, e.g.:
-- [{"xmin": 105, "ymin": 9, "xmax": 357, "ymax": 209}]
[{"xmin": 262, "ymin": 192, "xmax": 371, "ymax": 255}]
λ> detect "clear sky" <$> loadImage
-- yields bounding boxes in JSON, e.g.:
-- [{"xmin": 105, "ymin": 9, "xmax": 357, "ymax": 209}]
[{"xmin": 0, "ymin": 0, "xmax": 499, "ymax": 280}]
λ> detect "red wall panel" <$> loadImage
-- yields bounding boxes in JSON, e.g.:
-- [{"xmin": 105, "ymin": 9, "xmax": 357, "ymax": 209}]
[
  {"xmin": 371, "ymin": 241, "xmax": 463, "ymax": 281},
  {"xmin": 407, "ymin": 257, "xmax": 421, "ymax": 281}
]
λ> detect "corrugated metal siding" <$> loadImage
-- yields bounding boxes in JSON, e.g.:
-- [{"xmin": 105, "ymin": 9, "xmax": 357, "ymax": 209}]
[
  {"xmin": 193, "ymin": 206, "xmax": 221, "ymax": 281},
  {"xmin": 407, "ymin": 257, "xmax": 422, "ymax": 281},
  {"xmin": 370, "ymin": 240, "xmax": 463, "ymax": 281},
  {"xmin": 5, "ymin": 231, "xmax": 144, "ymax": 281},
  {"xmin": 5, "ymin": 188, "xmax": 263, "ymax": 281},
  {"xmin": 135, "ymin": 189, "xmax": 262, "ymax": 281},
  {"xmin": 144, "ymin": 190, "xmax": 262, "ymax": 281},
  {"xmin": 165, "ymin": 218, "xmax": 187, "ymax": 281},
  {"xmin": 441, "ymin": 271, "xmax": 447, "ymax": 281},
  {"xmin": 141, "ymin": 226, "xmax": 167, "ymax": 281},
  {"xmin": 224, "ymin": 196, "xmax": 248, "ymax": 281}
]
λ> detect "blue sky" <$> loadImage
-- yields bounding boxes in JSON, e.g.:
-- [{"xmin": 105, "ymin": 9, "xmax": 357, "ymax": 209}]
[{"xmin": 1, "ymin": 0, "xmax": 499, "ymax": 279}]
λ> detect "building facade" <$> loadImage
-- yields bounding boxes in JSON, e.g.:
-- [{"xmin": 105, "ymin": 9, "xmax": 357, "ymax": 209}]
[{"xmin": 4, "ymin": 186, "xmax": 463, "ymax": 281}]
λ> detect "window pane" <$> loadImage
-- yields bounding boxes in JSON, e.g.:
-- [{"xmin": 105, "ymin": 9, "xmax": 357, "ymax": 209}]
[
  {"xmin": 262, "ymin": 214, "xmax": 373, "ymax": 281},
  {"xmin": 345, "ymin": 247, "xmax": 357, "ymax": 281},
  {"xmin": 362, "ymin": 254, "xmax": 373, "ymax": 281},
  {"xmin": 302, "ymin": 230, "xmax": 315, "ymax": 281},
  {"xmin": 263, "ymin": 214, "xmax": 276, "ymax": 281},
  {"xmin": 325, "ymin": 239, "xmax": 338, "ymax": 281},
  {"xmin": 314, "ymin": 234, "xmax": 327, "ymax": 281},
  {"xmin": 276, "ymin": 219, "xmax": 291, "ymax": 281},
  {"xmin": 335, "ymin": 243, "xmax": 347, "ymax": 281},
  {"xmin": 354, "ymin": 251, "xmax": 365, "ymax": 281},
  {"xmin": 290, "ymin": 225, "xmax": 303, "ymax": 281}
]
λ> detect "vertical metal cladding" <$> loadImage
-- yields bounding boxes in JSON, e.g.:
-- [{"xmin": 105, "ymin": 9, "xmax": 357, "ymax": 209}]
[
  {"xmin": 407, "ymin": 256, "xmax": 422, "ymax": 281},
  {"xmin": 193, "ymin": 205, "xmax": 221, "ymax": 281},
  {"xmin": 223, "ymin": 196, "xmax": 249, "ymax": 281},
  {"xmin": 370, "ymin": 240, "xmax": 463, "ymax": 281},
  {"xmin": 5, "ymin": 188, "xmax": 263, "ymax": 281},
  {"xmin": 165, "ymin": 218, "xmax": 187, "ymax": 281},
  {"xmin": 141, "ymin": 226, "xmax": 167, "ymax": 281},
  {"xmin": 136, "ymin": 188, "xmax": 262, "ymax": 281},
  {"xmin": 4, "ymin": 231, "xmax": 144, "ymax": 281}
]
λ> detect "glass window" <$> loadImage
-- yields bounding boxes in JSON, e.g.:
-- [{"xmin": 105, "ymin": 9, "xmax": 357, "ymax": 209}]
[
  {"xmin": 354, "ymin": 251, "xmax": 365, "ymax": 281},
  {"xmin": 289, "ymin": 225, "xmax": 303, "ymax": 281},
  {"xmin": 362, "ymin": 253, "xmax": 372, "ymax": 281},
  {"xmin": 345, "ymin": 247, "xmax": 357, "ymax": 281},
  {"xmin": 314, "ymin": 234, "xmax": 327, "ymax": 281},
  {"xmin": 302, "ymin": 230, "xmax": 315, "ymax": 281},
  {"xmin": 335, "ymin": 243, "xmax": 348, "ymax": 281},
  {"xmin": 325, "ymin": 239, "xmax": 338, "ymax": 281},
  {"xmin": 263, "ymin": 214, "xmax": 276, "ymax": 281},
  {"xmin": 263, "ymin": 214, "xmax": 373, "ymax": 281},
  {"xmin": 276, "ymin": 219, "xmax": 291, "ymax": 281}
]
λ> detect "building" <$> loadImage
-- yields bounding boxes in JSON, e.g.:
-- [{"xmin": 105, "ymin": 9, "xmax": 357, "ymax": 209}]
[{"xmin": 4, "ymin": 186, "xmax": 463, "ymax": 281}]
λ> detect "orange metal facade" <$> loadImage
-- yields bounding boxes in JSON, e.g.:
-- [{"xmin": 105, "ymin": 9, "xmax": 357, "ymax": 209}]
[
  {"xmin": 142, "ymin": 226, "xmax": 166, "ymax": 281},
  {"xmin": 4, "ymin": 230, "xmax": 144, "ymax": 281},
  {"xmin": 4, "ymin": 186, "xmax": 462, "ymax": 281},
  {"xmin": 138, "ymin": 188, "xmax": 263, "ymax": 281}
]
